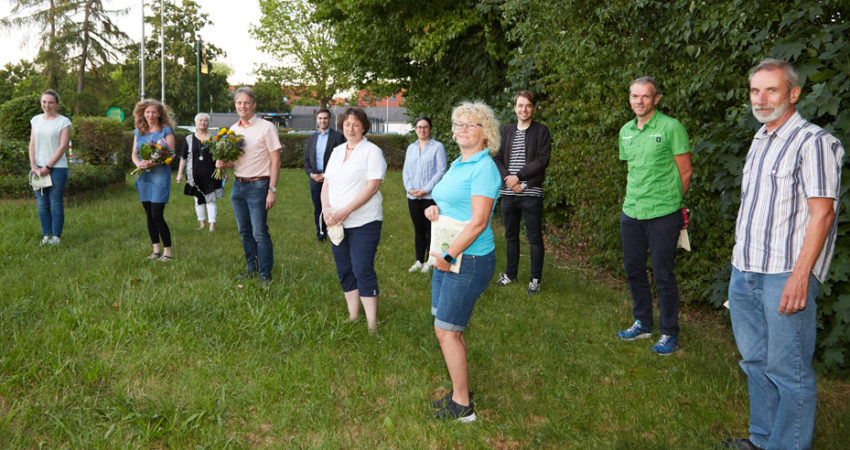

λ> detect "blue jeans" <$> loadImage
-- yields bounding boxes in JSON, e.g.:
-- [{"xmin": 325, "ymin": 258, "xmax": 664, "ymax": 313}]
[
  {"xmin": 620, "ymin": 211, "xmax": 683, "ymax": 336},
  {"xmin": 231, "ymin": 179, "xmax": 273, "ymax": 279},
  {"xmin": 431, "ymin": 251, "xmax": 496, "ymax": 332},
  {"xmin": 35, "ymin": 167, "xmax": 68, "ymax": 237},
  {"xmin": 729, "ymin": 268, "xmax": 818, "ymax": 450},
  {"xmin": 330, "ymin": 221, "xmax": 382, "ymax": 296}
]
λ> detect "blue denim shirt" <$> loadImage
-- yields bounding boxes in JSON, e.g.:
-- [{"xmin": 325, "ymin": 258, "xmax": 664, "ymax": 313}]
[{"xmin": 402, "ymin": 139, "xmax": 447, "ymax": 200}]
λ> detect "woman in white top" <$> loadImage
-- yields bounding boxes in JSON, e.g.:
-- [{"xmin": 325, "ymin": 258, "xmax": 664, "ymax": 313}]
[
  {"xmin": 28, "ymin": 89, "xmax": 72, "ymax": 246},
  {"xmin": 322, "ymin": 107, "xmax": 387, "ymax": 333}
]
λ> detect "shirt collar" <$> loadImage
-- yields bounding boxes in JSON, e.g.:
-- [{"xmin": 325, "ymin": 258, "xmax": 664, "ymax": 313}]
[
  {"xmin": 237, "ymin": 115, "xmax": 257, "ymax": 128},
  {"xmin": 630, "ymin": 110, "xmax": 662, "ymax": 131},
  {"xmin": 455, "ymin": 148, "xmax": 490, "ymax": 164},
  {"xmin": 755, "ymin": 111, "xmax": 803, "ymax": 141},
  {"xmin": 317, "ymin": 128, "xmax": 329, "ymax": 136}
]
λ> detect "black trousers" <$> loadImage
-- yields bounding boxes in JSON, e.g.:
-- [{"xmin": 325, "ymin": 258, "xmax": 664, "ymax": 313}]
[
  {"xmin": 309, "ymin": 181, "xmax": 325, "ymax": 237},
  {"xmin": 142, "ymin": 201, "xmax": 171, "ymax": 247},
  {"xmin": 407, "ymin": 198, "xmax": 436, "ymax": 263},
  {"xmin": 619, "ymin": 210, "xmax": 683, "ymax": 336},
  {"xmin": 501, "ymin": 195, "xmax": 544, "ymax": 280}
]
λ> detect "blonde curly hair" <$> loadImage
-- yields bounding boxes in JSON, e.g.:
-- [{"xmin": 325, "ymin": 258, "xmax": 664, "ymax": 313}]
[{"xmin": 451, "ymin": 101, "xmax": 500, "ymax": 155}]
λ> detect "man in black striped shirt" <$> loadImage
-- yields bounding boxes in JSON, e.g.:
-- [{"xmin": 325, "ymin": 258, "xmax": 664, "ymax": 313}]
[{"xmin": 494, "ymin": 91, "xmax": 552, "ymax": 294}]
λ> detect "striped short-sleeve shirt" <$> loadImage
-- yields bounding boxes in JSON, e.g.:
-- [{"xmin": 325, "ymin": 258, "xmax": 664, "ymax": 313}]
[{"xmin": 732, "ymin": 112, "xmax": 844, "ymax": 282}]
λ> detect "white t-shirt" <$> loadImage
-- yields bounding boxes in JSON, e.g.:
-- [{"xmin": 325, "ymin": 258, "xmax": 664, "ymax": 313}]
[
  {"xmin": 324, "ymin": 138, "xmax": 387, "ymax": 228},
  {"xmin": 30, "ymin": 114, "xmax": 72, "ymax": 168}
]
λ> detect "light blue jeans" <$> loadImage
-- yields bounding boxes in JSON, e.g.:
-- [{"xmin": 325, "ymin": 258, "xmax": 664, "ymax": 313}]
[
  {"xmin": 729, "ymin": 268, "xmax": 818, "ymax": 450},
  {"xmin": 35, "ymin": 167, "xmax": 68, "ymax": 237},
  {"xmin": 231, "ymin": 179, "xmax": 273, "ymax": 279}
]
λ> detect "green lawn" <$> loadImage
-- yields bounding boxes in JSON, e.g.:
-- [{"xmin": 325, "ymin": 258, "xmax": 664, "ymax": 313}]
[{"xmin": 1, "ymin": 169, "xmax": 847, "ymax": 448}]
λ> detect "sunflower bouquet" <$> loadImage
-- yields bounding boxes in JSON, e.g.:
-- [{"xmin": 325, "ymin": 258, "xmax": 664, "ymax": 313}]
[
  {"xmin": 210, "ymin": 127, "xmax": 245, "ymax": 180},
  {"xmin": 131, "ymin": 138, "xmax": 174, "ymax": 177}
]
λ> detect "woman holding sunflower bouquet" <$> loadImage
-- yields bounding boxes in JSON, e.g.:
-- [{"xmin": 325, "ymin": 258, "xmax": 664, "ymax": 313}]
[{"xmin": 131, "ymin": 99, "xmax": 176, "ymax": 262}]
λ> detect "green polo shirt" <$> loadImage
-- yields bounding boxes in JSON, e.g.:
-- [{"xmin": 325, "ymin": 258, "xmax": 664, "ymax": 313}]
[{"xmin": 619, "ymin": 111, "xmax": 690, "ymax": 220}]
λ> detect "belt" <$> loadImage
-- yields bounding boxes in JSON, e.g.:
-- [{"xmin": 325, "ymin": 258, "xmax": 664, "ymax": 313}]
[{"xmin": 235, "ymin": 176, "xmax": 270, "ymax": 183}]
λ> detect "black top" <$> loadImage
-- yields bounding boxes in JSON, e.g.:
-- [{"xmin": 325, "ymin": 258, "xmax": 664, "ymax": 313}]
[{"xmin": 180, "ymin": 133, "xmax": 221, "ymax": 196}]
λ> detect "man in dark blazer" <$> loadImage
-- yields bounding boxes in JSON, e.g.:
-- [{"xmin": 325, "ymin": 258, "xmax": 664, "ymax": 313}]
[{"xmin": 304, "ymin": 108, "xmax": 345, "ymax": 241}]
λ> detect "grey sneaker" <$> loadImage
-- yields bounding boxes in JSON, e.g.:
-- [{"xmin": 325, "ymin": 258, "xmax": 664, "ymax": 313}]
[
  {"xmin": 496, "ymin": 273, "xmax": 515, "ymax": 286},
  {"xmin": 430, "ymin": 390, "xmax": 473, "ymax": 409},
  {"xmin": 528, "ymin": 278, "xmax": 541, "ymax": 295},
  {"xmin": 48, "ymin": 236, "xmax": 61, "ymax": 245}
]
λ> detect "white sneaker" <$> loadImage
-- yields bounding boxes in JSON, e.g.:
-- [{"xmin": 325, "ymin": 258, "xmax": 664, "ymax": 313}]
[
  {"xmin": 408, "ymin": 261, "xmax": 423, "ymax": 272},
  {"xmin": 49, "ymin": 236, "xmax": 61, "ymax": 246},
  {"xmin": 40, "ymin": 236, "xmax": 51, "ymax": 246},
  {"xmin": 421, "ymin": 262, "xmax": 431, "ymax": 273}
]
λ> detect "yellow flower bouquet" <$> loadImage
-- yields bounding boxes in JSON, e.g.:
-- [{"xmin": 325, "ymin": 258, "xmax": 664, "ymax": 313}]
[
  {"xmin": 131, "ymin": 138, "xmax": 174, "ymax": 177},
  {"xmin": 210, "ymin": 127, "xmax": 245, "ymax": 180}
]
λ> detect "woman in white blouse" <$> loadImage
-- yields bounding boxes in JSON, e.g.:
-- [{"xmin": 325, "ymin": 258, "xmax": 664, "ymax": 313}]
[
  {"xmin": 321, "ymin": 107, "xmax": 387, "ymax": 333},
  {"xmin": 28, "ymin": 90, "xmax": 72, "ymax": 246}
]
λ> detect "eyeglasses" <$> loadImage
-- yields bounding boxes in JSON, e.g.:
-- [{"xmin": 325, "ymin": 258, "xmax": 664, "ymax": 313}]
[
  {"xmin": 452, "ymin": 122, "xmax": 483, "ymax": 131},
  {"xmin": 415, "ymin": 126, "xmax": 430, "ymax": 130}
]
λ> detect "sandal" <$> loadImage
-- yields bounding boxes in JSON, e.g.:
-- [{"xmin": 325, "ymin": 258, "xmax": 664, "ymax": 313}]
[
  {"xmin": 157, "ymin": 255, "xmax": 173, "ymax": 262},
  {"xmin": 147, "ymin": 252, "xmax": 161, "ymax": 260}
]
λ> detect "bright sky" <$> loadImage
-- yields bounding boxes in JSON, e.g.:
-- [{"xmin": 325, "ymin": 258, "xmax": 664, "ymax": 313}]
[{"xmin": 0, "ymin": 0, "xmax": 265, "ymax": 84}]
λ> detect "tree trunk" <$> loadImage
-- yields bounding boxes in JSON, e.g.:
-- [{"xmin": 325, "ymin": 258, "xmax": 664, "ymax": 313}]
[{"xmin": 75, "ymin": 0, "xmax": 93, "ymax": 114}]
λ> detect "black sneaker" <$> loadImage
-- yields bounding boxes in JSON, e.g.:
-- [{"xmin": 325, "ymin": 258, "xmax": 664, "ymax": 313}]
[
  {"xmin": 430, "ymin": 390, "xmax": 473, "ymax": 409},
  {"xmin": 236, "ymin": 270, "xmax": 258, "ymax": 280},
  {"xmin": 434, "ymin": 399, "xmax": 476, "ymax": 423},
  {"xmin": 720, "ymin": 438, "xmax": 763, "ymax": 450}
]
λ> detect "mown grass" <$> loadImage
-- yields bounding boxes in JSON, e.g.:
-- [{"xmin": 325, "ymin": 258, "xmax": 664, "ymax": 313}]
[{"xmin": 1, "ymin": 169, "xmax": 847, "ymax": 448}]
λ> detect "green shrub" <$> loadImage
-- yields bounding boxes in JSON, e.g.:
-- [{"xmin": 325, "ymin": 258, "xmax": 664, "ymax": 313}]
[
  {"xmin": 72, "ymin": 117, "xmax": 127, "ymax": 165},
  {"xmin": 277, "ymin": 132, "xmax": 411, "ymax": 171},
  {"xmin": 0, "ymin": 94, "xmax": 43, "ymax": 141},
  {"xmin": 0, "ymin": 138, "xmax": 29, "ymax": 175},
  {"xmin": 0, "ymin": 164, "xmax": 125, "ymax": 199}
]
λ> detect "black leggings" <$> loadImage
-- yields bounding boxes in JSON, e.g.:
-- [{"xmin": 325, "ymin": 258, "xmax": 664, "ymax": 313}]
[
  {"xmin": 142, "ymin": 201, "xmax": 172, "ymax": 247},
  {"xmin": 407, "ymin": 198, "xmax": 435, "ymax": 263}
]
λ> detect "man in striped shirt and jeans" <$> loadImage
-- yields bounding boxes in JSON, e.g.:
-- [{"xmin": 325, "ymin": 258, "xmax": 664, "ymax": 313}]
[
  {"xmin": 723, "ymin": 59, "xmax": 844, "ymax": 450},
  {"xmin": 494, "ymin": 90, "xmax": 551, "ymax": 295}
]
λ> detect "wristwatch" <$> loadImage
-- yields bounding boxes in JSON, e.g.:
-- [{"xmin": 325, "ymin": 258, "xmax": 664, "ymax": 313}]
[
  {"xmin": 269, "ymin": 186, "xmax": 277, "ymax": 193},
  {"xmin": 442, "ymin": 252, "xmax": 456, "ymax": 264}
]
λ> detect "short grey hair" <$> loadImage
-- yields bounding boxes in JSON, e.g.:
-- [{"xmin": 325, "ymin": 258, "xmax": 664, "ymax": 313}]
[
  {"xmin": 749, "ymin": 58, "xmax": 800, "ymax": 90},
  {"xmin": 451, "ymin": 101, "xmax": 501, "ymax": 155},
  {"xmin": 234, "ymin": 86, "xmax": 256, "ymax": 102},
  {"xmin": 630, "ymin": 76, "xmax": 659, "ymax": 96},
  {"xmin": 194, "ymin": 112, "xmax": 210, "ymax": 122}
]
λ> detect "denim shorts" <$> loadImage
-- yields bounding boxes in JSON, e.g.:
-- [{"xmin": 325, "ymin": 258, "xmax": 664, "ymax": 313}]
[{"xmin": 431, "ymin": 251, "xmax": 496, "ymax": 331}]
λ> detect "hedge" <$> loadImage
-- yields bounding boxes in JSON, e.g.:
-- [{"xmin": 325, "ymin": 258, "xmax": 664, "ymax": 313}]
[
  {"xmin": 506, "ymin": 0, "xmax": 849, "ymax": 373},
  {"xmin": 278, "ymin": 132, "xmax": 411, "ymax": 170},
  {"xmin": 0, "ymin": 164, "xmax": 125, "ymax": 199},
  {"xmin": 0, "ymin": 138, "xmax": 29, "ymax": 176},
  {"xmin": 0, "ymin": 94, "xmax": 43, "ymax": 141}
]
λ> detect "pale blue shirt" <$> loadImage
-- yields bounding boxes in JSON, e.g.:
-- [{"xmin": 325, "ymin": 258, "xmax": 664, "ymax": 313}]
[
  {"xmin": 315, "ymin": 129, "xmax": 330, "ymax": 173},
  {"xmin": 402, "ymin": 138, "xmax": 447, "ymax": 200}
]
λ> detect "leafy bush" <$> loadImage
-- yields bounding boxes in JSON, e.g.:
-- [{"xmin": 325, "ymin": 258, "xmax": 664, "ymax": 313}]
[
  {"xmin": 0, "ymin": 164, "xmax": 125, "ymax": 199},
  {"xmin": 0, "ymin": 94, "xmax": 43, "ymax": 141},
  {"xmin": 278, "ymin": 132, "xmax": 411, "ymax": 170},
  {"xmin": 72, "ymin": 117, "xmax": 127, "ymax": 165},
  {"xmin": 505, "ymin": 0, "xmax": 849, "ymax": 372},
  {"xmin": 0, "ymin": 138, "xmax": 29, "ymax": 175}
]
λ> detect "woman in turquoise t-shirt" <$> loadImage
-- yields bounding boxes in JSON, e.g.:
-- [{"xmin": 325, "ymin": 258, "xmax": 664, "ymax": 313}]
[
  {"xmin": 28, "ymin": 89, "xmax": 71, "ymax": 246},
  {"xmin": 131, "ymin": 99, "xmax": 176, "ymax": 262},
  {"xmin": 425, "ymin": 101, "xmax": 502, "ymax": 423}
]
